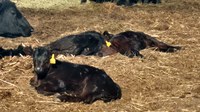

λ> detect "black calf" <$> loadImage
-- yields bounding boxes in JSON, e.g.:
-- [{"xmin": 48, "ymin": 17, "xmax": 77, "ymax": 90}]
[
  {"xmin": 45, "ymin": 31, "xmax": 105, "ymax": 56},
  {"xmin": 0, "ymin": 45, "xmax": 33, "ymax": 59},
  {"xmin": 103, "ymin": 31, "xmax": 181, "ymax": 58},
  {"xmin": 31, "ymin": 47, "xmax": 121, "ymax": 104}
]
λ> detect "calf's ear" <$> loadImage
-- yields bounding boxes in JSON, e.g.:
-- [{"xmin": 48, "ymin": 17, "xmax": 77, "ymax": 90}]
[
  {"xmin": 103, "ymin": 31, "xmax": 113, "ymax": 41},
  {"xmin": 32, "ymin": 48, "xmax": 37, "ymax": 57},
  {"xmin": 23, "ymin": 46, "xmax": 34, "ymax": 56},
  {"xmin": 103, "ymin": 31, "xmax": 109, "ymax": 36}
]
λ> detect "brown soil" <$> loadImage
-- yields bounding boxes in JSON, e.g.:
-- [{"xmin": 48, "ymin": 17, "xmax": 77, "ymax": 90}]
[{"xmin": 1, "ymin": 0, "xmax": 200, "ymax": 111}]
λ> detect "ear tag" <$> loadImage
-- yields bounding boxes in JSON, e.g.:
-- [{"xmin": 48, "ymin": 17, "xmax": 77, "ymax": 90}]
[
  {"xmin": 105, "ymin": 41, "xmax": 111, "ymax": 47},
  {"xmin": 50, "ymin": 54, "xmax": 56, "ymax": 64}
]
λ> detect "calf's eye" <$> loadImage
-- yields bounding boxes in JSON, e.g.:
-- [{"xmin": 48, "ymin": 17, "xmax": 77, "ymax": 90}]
[{"xmin": 11, "ymin": 10, "xmax": 16, "ymax": 16}]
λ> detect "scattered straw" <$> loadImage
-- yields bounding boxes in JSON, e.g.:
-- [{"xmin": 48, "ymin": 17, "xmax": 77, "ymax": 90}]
[{"xmin": 0, "ymin": 79, "xmax": 18, "ymax": 88}]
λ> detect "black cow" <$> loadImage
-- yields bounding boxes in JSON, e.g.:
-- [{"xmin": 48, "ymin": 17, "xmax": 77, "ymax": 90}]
[
  {"xmin": 114, "ymin": 0, "xmax": 137, "ymax": 6},
  {"xmin": 0, "ymin": 45, "xmax": 33, "ymax": 59},
  {"xmin": 141, "ymin": 0, "xmax": 161, "ymax": 4},
  {"xmin": 30, "ymin": 47, "xmax": 121, "ymax": 104},
  {"xmin": 45, "ymin": 31, "xmax": 105, "ymax": 56},
  {"xmin": 81, "ymin": 0, "xmax": 160, "ymax": 6},
  {"xmin": 102, "ymin": 31, "xmax": 181, "ymax": 58},
  {"xmin": 0, "ymin": 0, "xmax": 33, "ymax": 37}
]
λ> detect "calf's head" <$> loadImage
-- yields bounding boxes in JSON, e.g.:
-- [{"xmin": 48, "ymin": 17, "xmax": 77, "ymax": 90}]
[
  {"xmin": 33, "ymin": 47, "xmax": 52, "ymax": 79},
  {"xmin": 0, "ymin": 1, "xmax": 33, "ymax": 37}
]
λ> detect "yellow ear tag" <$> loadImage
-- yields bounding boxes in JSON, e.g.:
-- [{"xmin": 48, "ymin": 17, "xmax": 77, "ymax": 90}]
[
  {"xmin": 50, "ymin": 54, "xmax": 56, "ymax": 64},
  {"xmin": 106, "ymin": 41, "xmax": 111, "ymax": 47}
]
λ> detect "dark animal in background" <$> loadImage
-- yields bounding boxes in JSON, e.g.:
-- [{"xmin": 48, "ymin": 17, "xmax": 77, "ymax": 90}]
[
  {"xmin": 81, "ymin": 0, "xmax": 137, "ymax": 6},
  {"xmin": 31, "ymin": 47, "xmax": 121, "ymax": 104},
  {"xmin": 45, "ymin": 31, "xmax": 105, "ymax": 56},
  {"xmin": 0, "ymin": 0, "xmax": 10, "ymax": 2},
  {"xmin": 116, "ymin": 0, "xmax": 137, "ymax": 6},
  {"xmin": 103, "ymin": 31, "xmax": 181, "ymax": 58},
  {"xmin": 0, "ymin": 45, "xmax": 33, "ymax": 59},
  {"xmin": 0, "ymin": 0, "xmax": 33, "ymax": 37},
  {"xmin": 81, "ymin": 0, "xmax": 161, "ymax": 6},
  {"xmin": 81, "ymin": 0, "xmax": 110, "ymax": 4},
  {"xmin": 141, "ymin": 0, "xmax": 161, "ymax": 4}
]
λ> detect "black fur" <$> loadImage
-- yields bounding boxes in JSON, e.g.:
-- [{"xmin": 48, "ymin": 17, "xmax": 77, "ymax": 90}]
[
  {"xmin": 103, "ymin": 31, "xmax": 181, "ymax": 58},
  {"xmin": 45, "ymin": 31, "xmax": 105, "ymax": 56},
  {"xmin": 141, "ymin": 0, "xmax": 161, "ymax": 4},
  {"xmin": 0, "ymin": 1, "xmax": 33, "ymax": 37},
  {"xmin": 31, "ymin": 47, "xmax": 121, "ymax": 104},
  {"xmin": 0, "ymin": 45, "xmax": 33, "ymax": 59}
]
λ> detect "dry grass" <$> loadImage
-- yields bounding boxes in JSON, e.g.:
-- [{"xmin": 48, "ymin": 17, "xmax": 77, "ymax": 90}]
[
  {"xmin": 13, "ymin": 0, "xmax": 80, "ymax": 9},
  {"xmin": 1, "ymin": 0, "xmax": 200, "ymax": 111}
]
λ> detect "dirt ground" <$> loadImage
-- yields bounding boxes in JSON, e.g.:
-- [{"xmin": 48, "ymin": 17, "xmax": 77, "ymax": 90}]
[{"xmin": 0, "ymin": 0, "xmax": 200, "ymax": 111}]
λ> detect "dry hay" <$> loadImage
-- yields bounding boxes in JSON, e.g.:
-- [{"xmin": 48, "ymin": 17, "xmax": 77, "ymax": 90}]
[{"xmin": 0, "ymin": 0, "xmax": 200, "ymax": 111}]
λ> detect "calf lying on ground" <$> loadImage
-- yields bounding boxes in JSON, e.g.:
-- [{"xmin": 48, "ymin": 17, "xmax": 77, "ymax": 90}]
[
  {"xmin": 0, "ymin": 0, "xmax": 33, "ymax": 37},
  {"xmin": 45, "ymin": 31, "xmax": 105, "ymax": 56},
  {"xmin": 103, "ymin": 31, "xmax": 181, "ymax": 58},
  {"xmin": 0, "ymin": 45, "xmax": 33, "ymax": 59},
  {"xmin": 30, "ymin": 47, "xmax": 121, "ymax": 104}
]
